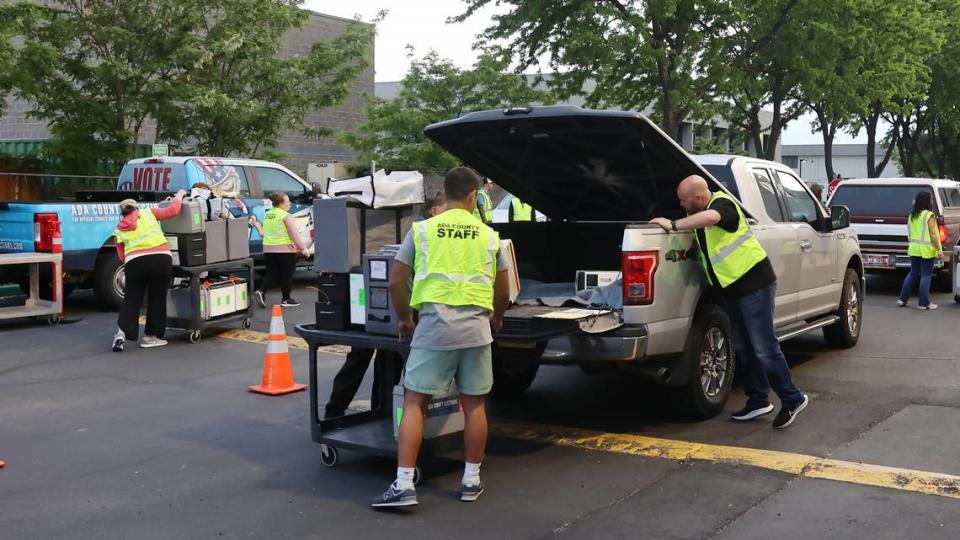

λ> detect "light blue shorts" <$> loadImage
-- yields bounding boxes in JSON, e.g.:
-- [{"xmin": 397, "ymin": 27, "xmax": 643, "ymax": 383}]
[{"xmin": 403, "ymin": 345, "xmax": 493, "ymax": 396}]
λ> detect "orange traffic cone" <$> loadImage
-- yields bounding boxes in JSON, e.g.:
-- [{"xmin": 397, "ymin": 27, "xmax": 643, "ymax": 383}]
[{"xmin": 249, "ymin": 305, "xmax": 307, "ymax": 396}]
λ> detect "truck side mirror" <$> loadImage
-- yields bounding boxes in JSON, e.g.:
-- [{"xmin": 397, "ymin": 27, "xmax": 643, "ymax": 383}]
[{"xmin": 830, "ymin": 205, "xmax": 850, "ymax": 230}]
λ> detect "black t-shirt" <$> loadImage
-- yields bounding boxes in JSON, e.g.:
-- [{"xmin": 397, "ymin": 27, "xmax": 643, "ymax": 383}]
[{"xmin": 695, "ymin": 198, "xmax": 776, "ymax": 298}]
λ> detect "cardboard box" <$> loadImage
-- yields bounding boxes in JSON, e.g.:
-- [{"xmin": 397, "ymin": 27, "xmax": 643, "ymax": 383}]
[
  {"xmin": 317, "ymin": 272, "xmax": 349, "ymax": 304},
  {"xmin": 393, "ymin": 384, "xmax": 464, "ymax": 439},
  {"xmin": 226, "ymin": 218, "xmax": 250, "ymax": 260},
  {"xmin": 349, "ymin": 273, "xmax": 365, "ymax": 325},
  {"xmin": 501, "ymin": 239, "xmax": 521, "ymax": 303},
  {"xmin": 315, "ymin": 302, "xmax": 349, "ymax": 330},
  {"xmin": 161, "ymin": 199, "xmax": 206, "ymax": 234},
  {"xmin": 203, "ymin": 219, "xmax": 228, "ymax": 264},
  {"xmin": 203, "ymin": 281, "xmax": 236, "ymax": 318}
]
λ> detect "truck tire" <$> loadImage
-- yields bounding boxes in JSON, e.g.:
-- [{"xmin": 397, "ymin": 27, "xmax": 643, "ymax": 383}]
[
  {"xmin": 823, "ymin": 268, "xmax": 862, "ymax": 348},
  {"xmin": 93, "ymin": 251, "xmax": 125, "ymax": 310},
  {"xmin": 491, "ymin": 343, "xmax": 543, "ymax": 398},
  {"xmin": 933, "ymin": 267, "xmax": 953, "ymax": 293},
  {"xmin": 674, "ymin": 304, "xmax": 734, "ymax": 420}
]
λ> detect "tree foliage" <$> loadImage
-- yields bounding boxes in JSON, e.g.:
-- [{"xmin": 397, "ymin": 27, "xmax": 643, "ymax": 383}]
[
  {"xmin": 341, "ymin": 50, "xmax": 555, "ymax": 175},
  {"xmin": 0, "ymin": 0, "xmax": 371, "ymax": 174}
]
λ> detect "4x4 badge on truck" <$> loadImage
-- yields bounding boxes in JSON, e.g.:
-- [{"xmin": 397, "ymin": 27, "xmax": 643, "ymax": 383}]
[{"xmin": 665, "ymin": 249, "xmax": 690, "ymax": 262}]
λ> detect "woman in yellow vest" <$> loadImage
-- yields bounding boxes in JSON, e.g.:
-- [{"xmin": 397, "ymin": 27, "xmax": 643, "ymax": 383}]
[
  {"xmin": 898, "ymin": 191, "xmax": 943, "ymax": 310},
  {"xmin": 253, "ymin": 192, "xmax": 308, "ymax": 308},
  {"xmin": 112, "ymin": 190, "xmax": 186, "ymax": 352}
]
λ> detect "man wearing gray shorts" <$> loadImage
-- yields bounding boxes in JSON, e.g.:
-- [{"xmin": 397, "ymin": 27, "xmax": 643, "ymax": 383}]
[{"xmin": 372, "ymin": 167, "xmax": 510, "ymax": 508}]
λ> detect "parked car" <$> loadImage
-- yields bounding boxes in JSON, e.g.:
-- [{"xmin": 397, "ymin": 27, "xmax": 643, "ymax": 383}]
[
  {"xmin": 425, "ymin": 106, "xmax": 864, "ymax": 419},
  {"xmin": 827, "ymin": 178, "xmax": 960, "ymax": 290},
  {"xmin": 0, "ymin": 157, "xmax": 317, "ymax": 309}
]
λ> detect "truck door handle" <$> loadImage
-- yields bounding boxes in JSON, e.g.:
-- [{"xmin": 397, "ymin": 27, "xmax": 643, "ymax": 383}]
[{"xmin": 800, "ymin": 240, "xmax": 812, "ymax": 251}]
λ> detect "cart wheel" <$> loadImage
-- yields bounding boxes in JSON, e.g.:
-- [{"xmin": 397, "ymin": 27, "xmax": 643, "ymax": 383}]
[
  {"xmin": 47, "ymin": 315, "xmax": 62, "ymax": 326},
  {"xmin": 413, "ymin": 466, "xmax": 422, "ymax": 486},
  {"xmin": 320, "ymin": 444, "xmax": 338, "ymax": 467},
  {"xmin": 189, "ymin": 330, "xmax": 202, "ymax": 344},
  {"xmin": 242, "ymin": 318, "xmax": 253, "ymax": 330}
]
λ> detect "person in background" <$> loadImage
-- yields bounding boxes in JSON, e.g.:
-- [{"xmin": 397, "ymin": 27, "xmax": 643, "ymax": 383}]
[
  {"xmin": 809, "ymin": 183, "xmax": 824, "ymax": 204},
  {"xmin": 898, "ymin": 191, "xmax": 943, "ymax": 310},
  {"xmin": 651, "ymin": 175, "xmax": 809, "ymax": 430},
  {"xmin": 253, "ymin": 192, "xmax": 308, "ymax": 308},
  {"xmin": 474, "ymin": 178, "xmax": 494, "ymax": 223},
  {"xmin": 323, "ymin": 193, "xmax": 448, "ymax": 420},
  {"xmin": 508, "ymin": 196, "xmax": 534, "ymax": 222},
  {"xmin": 372, "ymin": 167, "xmax": 510, "ymax": 508},
  {"xmin": 112, "ymin": 191, "xmax": 186, "ymax": 352}
]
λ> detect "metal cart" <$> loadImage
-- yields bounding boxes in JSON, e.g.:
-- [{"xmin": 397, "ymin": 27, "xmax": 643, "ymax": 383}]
[
  {"xmin": 167, "ymin": 258, "xmax": 254, "ymax": 343},
  {"xmin": 0, "ymin": 252, "xmax": 63, "ymax": 325},
  {"xmin": 293, "ymin": 320, "xmax": 581, "ymax": 482}
]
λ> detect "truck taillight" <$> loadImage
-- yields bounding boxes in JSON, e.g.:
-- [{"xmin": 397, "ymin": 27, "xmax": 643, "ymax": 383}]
[
  {"xmin": 34, "ymin": 213, "xmax": 61, "ymax": 253},
  {"xmin": 938, "ymin": 224, "xmax": 947, "ymax": 245},
  {"xmin": 622, "ymin": 251, "xmax": 658, "ymax": 306}
]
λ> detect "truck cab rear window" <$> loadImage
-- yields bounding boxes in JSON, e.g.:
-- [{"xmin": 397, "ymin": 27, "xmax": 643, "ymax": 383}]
[
  {"xmin": 701, "ymin": 165, "xmax": 741, "ymax": 200},
  {"xmin": 831, "ymin": 185, "xmax": 935, "ymax": 216}
]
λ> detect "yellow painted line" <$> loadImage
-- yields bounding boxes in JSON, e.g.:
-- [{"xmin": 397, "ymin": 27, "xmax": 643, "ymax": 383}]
[
  {"xmin": 492, "ymin": 420, "xmax": 960, "ymax": 500},
  {"xmin": 138, "ymin": 315, "xmax": 349, "ymax": 355}
]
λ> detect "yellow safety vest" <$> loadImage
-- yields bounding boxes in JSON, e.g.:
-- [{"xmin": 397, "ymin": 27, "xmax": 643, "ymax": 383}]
[
  {"xmin": 410, "ymin": 208, "xmax": 500, "ymax": 311},
  {"xmin": 473, "ymin": 190, "xmax": 493, "ymax": 223},
  {"xmin": 114, "ymin": 209, "xmax": 166, "ymax": 257},
  {"xmin": 907, "ymin": 209, "xmax": 938, "ymax": 258},
  {"xmin": 694, "ymin": 191, "xmax": 767, "ymax": 288},
  {"xmin": 510, "ymin": 198, "xmax": 533, "ymax": 222},
  {"xmin": 263, "ymin": 208, "xmax": 294, "ymax": 246}
]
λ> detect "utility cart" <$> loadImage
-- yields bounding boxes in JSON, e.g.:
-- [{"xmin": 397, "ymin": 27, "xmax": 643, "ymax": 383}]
[
  {"xmin": 167, "ymin": 258, "xmax": 254, "ymax": 343},
  {"xmin": 0, "ymin": 252, "xmax": 63, "ymax": 325},
  {"xmin": 294, "ymin": 320, "xmax": 581, "ymax": 482}
]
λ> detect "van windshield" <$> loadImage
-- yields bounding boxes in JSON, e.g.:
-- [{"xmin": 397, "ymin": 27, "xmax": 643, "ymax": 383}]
[{"xmin": 830, "ymin": 185, "xmax": 935, "ymax": 217}]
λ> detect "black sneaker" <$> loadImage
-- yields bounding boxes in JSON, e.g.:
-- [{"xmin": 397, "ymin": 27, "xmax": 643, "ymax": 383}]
[
  {"xmin": 281, "ymin": 298, "xmax": 300, "ymax": 307},
  {"xmin": 773, "ymin": 394, "xmax": 810, "ymax": 429},
  {"xmin": 730, "ymin": 403, "xmax": 774, "ymax": 421},
  {"xmin": 461, "ymin": 481, "xmax": 484, "ymax": 502},
  {"xmin": 254, "ymin": 290, "xmax": 266, "ymax": 308},
  {"xmin": 371, "ymin": 482, "xmax": 418, "ymax": 508}
]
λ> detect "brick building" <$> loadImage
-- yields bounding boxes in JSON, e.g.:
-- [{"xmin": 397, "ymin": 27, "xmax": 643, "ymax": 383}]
[{"xmin": 0, "ymin": 9, "xmax": 372, "ymax": 176}]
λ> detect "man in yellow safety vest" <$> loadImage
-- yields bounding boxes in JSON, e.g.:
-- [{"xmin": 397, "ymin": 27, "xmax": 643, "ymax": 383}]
[
  {"xmin": 508, "ymin": 197, "xmax": 534, "ymax": 222},
  {"xmin": 372, "ymin": 167, "xmax": 510, "ymax": 508},
  {"xmin": 473, "ymin": 177, "xmax": 495, "ymax": 223},
  {"xmin": 651, "ymin": 175, "xmax": 809, "ymax": 430}
]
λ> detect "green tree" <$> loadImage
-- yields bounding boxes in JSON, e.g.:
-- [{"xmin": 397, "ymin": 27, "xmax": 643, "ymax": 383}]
[
  {"xmin": 341, "ymin": 50, "xmax": 554, "ymax": 175},
  {"xmin": 1, "ymin": 0, "xmax": 371, "ymax": 174},
  {"xmin": 455, "ymin": 0, "xmax": 798, "ymax": 142}
]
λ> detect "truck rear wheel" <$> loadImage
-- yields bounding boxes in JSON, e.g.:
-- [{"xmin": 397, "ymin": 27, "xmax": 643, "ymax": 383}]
[
  {"xmin": 491, "ymin": 343, "xmax": 543, "ymax": 398},
  {"xmin": 823, "ymin": 269, "xmax": 862, "ymax": 348},
  {"xmin": 93, "ymin": 251, "xmax": 125, "ymax": 310},
  {"xmin": 674, "ymin": 304, "xmax": 734, "ymax": 420}
]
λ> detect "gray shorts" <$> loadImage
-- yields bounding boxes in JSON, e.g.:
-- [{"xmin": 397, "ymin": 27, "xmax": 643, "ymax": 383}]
[{"xmin": 403, "ymin": 345, "xmax": 493, "ymax": 396}]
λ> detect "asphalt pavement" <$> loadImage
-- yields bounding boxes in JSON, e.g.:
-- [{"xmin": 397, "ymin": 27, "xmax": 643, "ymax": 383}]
[{"xmin": 1, "ymin": 271, "xmax": 959, "ymax": 539}]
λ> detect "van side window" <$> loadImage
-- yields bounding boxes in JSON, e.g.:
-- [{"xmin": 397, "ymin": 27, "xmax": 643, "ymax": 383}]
[
  {"xmin": 774, "ymin": 170, "xmax": 819, "ymax": 226},
  {"xmin": 257, "ymin": 167, "xmax": 305, "ymax": 197},
  {"xmin": 751, "ymin": 169, "xmax": 785, "ymax": 222},
  {"xmin": 939, "ymin": 187, "xmax": 960, "ymax": 207}
]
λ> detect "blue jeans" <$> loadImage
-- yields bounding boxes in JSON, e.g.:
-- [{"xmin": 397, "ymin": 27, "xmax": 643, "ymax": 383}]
[
  {"xmin": 725, "ymin": 283, "xmax": 803, "ymax": 408},
  {"xmin": 898, "ymin": 256, "xmax": 936, "ymax": 307}
]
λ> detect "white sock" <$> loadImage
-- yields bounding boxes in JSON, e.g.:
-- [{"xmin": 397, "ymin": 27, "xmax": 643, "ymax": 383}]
[
  {"xmin": 463, "ymin": 462, "xmax": 481, "ymax": 486},
  {"xmin": 395, "ymin": 467, "xmax": 416, "ymax": 490}
]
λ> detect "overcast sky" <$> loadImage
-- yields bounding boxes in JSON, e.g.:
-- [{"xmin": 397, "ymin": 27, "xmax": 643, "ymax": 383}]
[{"xmin": 305, "ymin": 0, "xmax": 867, "ymax": 146}]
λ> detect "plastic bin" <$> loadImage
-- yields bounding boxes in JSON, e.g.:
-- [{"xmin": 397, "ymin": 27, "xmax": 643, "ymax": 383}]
[
  {"xmin": 392, "ymin": 384, "xmax": 464, "ymax": 439},
  {"xmin": 161, "ymin": 199, "xmax": 206, "ymax": 234}
]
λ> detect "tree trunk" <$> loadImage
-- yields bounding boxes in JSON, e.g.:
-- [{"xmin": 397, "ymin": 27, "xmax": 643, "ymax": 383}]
[{"xmin": 814, "ymin": 104, "xmax": 836, "ymax": 180}]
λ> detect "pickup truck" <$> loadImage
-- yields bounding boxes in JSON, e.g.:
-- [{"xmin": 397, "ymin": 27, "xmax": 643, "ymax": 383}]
[
  {"xmin": 424, "ymin": 106, "xmax": 864, "ymax": 418},
  {"xmin": 827, "ymin": 178, "xmax": 960, "ymax": 291},
  {"xmin": 0, "ymin": 157, "xmax": 317, "ymax": 309}
]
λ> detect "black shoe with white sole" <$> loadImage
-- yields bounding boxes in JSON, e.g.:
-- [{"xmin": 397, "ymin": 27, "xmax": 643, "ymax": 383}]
[
  {"xmin": 254, "ymin": 290, "xmax": 266, "ymax": 308},
  {"xmin": 730, "ymin": 403, "xmax": 774, "ymax": 421},
  {"xmin": 281, "ymin": 298, "xmax": 300, "ymax": 307},
  {"xmin": 773, "ymin": 394, "xmax": 810, "ymax": 429},
  {"xmin": 371, "ymin": 482, "xmax": 418, "ymax": 508}
]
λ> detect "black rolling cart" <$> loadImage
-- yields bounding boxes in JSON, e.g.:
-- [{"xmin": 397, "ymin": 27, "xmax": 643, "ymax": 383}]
[
  {"xmin": 167, "ymin": 258, "xmax": 255, "ymax": 343},
  {"xmin": 293, "ymin": 325, "xmax": 467, "ymax": 484}
]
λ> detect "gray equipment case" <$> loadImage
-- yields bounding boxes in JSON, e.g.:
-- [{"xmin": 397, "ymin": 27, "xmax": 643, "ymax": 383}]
[{"xmin": 362, "ymin": 254, "xmax": 399, "ymax": 336}]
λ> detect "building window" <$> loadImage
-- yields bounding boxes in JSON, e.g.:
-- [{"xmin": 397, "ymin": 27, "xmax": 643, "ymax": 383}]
[{"xmin": 782, "ymin": 156, "xmax": 799, "ymax": 169}]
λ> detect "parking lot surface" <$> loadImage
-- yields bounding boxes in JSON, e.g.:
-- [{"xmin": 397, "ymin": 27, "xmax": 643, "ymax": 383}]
[{"xmin": 2, "ymin": 272, "xmax": 959, "ymax": 539}]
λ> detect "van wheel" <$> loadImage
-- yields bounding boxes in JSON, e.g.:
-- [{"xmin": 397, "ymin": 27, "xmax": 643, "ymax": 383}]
[
  {"xmin": 674, "ymin": 304, "xmax": 734, "ymax": 420},
  {"xmin": 93, "ymin": 251, "xmax": 125, "ymax": 310},
  {"xmin": 823, "ymin": 269, "xmax": 862, "ymax": 348},
  {"xmin": 491, "ymin": 343, "xmax": 543, "ymax": 398}
]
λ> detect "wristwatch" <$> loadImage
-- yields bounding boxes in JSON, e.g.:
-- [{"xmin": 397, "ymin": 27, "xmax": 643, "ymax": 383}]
[{"xmin": 671, "ymin": 220, "xmax": 678, "ymax": 232}]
